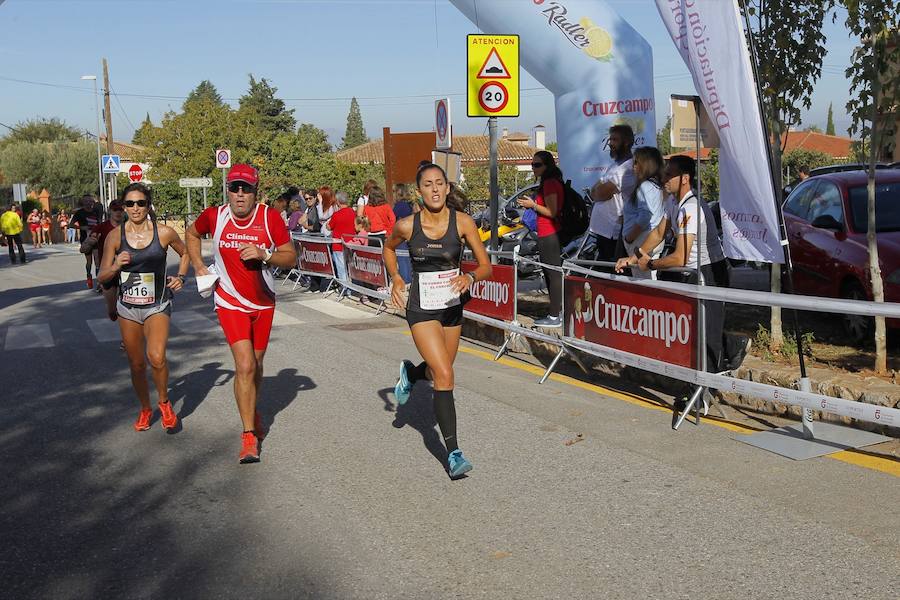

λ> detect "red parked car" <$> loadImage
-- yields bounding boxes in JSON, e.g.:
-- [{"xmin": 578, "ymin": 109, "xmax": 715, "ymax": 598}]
[{"xmin": 782, "ymin": 169, "xmax": 900, "ymax": 342}]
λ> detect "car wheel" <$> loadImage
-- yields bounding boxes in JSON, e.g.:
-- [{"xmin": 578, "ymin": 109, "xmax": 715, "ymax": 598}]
[{"xmin": 842, "ymin": 282, "xmax": 874, "ymax": 345}]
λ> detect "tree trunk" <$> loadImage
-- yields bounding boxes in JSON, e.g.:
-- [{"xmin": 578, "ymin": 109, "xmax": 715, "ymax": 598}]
[
  {"xmin": 769, "ymin": 124, "xmax": 785, "ymax": 350},
  {"xmin": 867, "ymin": 76, "xmax": 887, "ymax": 374}
]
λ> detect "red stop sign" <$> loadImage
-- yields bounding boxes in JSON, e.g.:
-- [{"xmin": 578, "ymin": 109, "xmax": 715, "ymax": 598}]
[{"xmin": 128, "ymin": 164, "xmax": 143, "ymax": 183}]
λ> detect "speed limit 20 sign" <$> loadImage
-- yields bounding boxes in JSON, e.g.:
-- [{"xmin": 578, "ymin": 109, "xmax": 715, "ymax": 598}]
[{"xmin": 467, "ymin": 34, "xmax": 519, "ymax": 118}]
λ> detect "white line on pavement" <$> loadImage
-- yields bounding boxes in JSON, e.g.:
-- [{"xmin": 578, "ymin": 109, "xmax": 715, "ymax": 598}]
[
  {"xmin": 272, "ymin": 310, "xmax": 303, "ymax": 326},
  {"xmin": 294, "ymin": 298, "xmax": 374, "ymax": 320},
  {"xmin": 170, "ymin": 309, "xmax": 218, "ymax": 334},
  {"xmin": 86, "ymin": 318, "xmax": 121, "ymax": 343},
  {"xmin": 4, "ymin": 323, "xmax": 54, "ymax": 350}
]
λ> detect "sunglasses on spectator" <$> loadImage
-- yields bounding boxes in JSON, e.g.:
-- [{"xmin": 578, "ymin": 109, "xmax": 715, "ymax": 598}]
[
  {"xmin": 531, "ymin": 162, "xmax": 545, "ymax": 169},
  {"xmin": 228, "ymin": 182, "xmax": 256, "ymax": 194},
  {"xmin": 124, "ymin": 200, "xmax": 148, "ymax": 208}
]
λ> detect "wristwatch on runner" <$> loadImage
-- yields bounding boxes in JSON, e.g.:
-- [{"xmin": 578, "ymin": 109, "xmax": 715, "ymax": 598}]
[{"xmin": 262, "ymin": 248, "xmax": 273, "ymax": 264}]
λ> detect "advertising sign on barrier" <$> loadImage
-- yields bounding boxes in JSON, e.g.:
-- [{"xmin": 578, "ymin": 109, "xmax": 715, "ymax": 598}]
[
  {"xmin": 564, "ymin": 275, "xmax": 697, "ymax": 368},
  {"xmin": 461, "ymin": 260, "xmax": 516, "ymax": 322},
  {"xmin": 297, "ymin": 239, "xmax": 334, "ymax": 275},
  {"xmin": 347, "ymin": 245, "xmax": 387, "ymax": 288}
]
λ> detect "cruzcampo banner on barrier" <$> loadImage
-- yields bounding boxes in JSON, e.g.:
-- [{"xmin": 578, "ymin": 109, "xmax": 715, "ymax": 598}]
[
  {"xmin": 461, "ymin": 260, "xmax": 516, "ymax": 322},
  {"xmin": 450, "ymin": 0, "xmax": 656, "ymax": 195},
  {"xmin": 347, "ymin": 245, "xmax": 387, "ymax": 288},
  {"xmin": 297, "ymin": 239, "xmax": 334, "ymax": 276},
  {"xmin": 564, "ymin": 275, "xmax": 697, "ymax": 369},
  {"xmin": 655, "ymin": 0, "xmax": 783, "ymax": 264}
]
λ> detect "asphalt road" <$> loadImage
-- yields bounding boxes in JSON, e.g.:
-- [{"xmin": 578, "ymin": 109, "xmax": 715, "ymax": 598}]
[{"xmin": 0, "ymin": 243, "xmax": 897, "ymax": 600}]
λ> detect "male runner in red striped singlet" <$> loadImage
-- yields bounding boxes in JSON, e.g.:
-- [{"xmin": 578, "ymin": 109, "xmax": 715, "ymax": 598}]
[{"xmin": 185, "ymin": 164, "xmax": 297, "ymax": 463}]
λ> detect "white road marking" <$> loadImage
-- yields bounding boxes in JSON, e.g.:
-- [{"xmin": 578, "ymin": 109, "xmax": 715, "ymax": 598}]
[
  {"xmin": 295, "ymin": 298, "xmax": 374, "ymax": 320},
  {"xmin": 86, "ymin": 318, "xmax": 121, "ymax": 342},
  {"xmin": 170, "ymin": 309, "xmax": 218, "ymax": 333},
  {"xmin": 272, "ymin": 310, "xmax": 303, "ymax": 326},
  {"xmin": 4, "ymin": 323, "xmax": 54, "ymax": 350}
]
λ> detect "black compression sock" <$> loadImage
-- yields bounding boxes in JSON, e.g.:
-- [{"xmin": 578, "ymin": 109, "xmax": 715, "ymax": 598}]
[
  {"xmin": 433, "ymin": 389, "xmax": 458, "ymax": 453},
  {"xmin": 408, "ymin": 361, "xmax": 428, "ymax": 383}
]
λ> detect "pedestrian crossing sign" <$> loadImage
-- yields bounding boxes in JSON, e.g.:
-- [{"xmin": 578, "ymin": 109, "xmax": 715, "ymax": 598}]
[{"xmin": 102, "ymin": 154, "xmax": 121, "ymax": 174}]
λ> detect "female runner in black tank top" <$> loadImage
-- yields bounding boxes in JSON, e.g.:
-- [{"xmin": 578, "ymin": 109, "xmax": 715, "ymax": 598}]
[
  {"xmin": 384, "ymin": 163, "xmax": 492, "ymax": 479},
  {"xmin": 98, "ymin": 183, "xmax": 190, "ymax": 433}
]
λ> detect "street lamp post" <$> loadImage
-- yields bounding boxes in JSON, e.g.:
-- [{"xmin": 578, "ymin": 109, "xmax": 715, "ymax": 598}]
[{"xmin": 81, "ymin": 75, "xmax": 106, "ymax": 209}]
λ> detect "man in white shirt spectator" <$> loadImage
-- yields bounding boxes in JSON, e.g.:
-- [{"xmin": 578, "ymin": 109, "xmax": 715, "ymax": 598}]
[{"xmin": 582, "ymin": 124, "xmax": 636, "ymax": 264}]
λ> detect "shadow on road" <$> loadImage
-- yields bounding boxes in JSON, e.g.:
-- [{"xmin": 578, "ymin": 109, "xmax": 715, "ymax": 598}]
[
  {"xmin": 383, "ymin": 384, "xmax": 448, "ymax": 470},
  {"xmin": 170, "ymin": 361, "xmax": 234, "ymax": 421},
  {"xmin": 258, "ymin": 367, "xmax": 316, "ymax": 438}
]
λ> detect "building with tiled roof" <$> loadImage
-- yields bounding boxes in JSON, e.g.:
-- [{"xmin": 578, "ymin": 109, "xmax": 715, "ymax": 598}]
[
  {"xmin": 667, "ymin": 130, "xmax": 854, "ymax": 161},
  {"xmin": 336, "ymin": 133, "xmax": 554, "ymax": 167}
]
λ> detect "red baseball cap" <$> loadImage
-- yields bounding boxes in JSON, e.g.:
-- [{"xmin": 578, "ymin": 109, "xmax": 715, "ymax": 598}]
[{"xmin": 226, "ymin": 163, "xmax": 259, "ymax": 186}]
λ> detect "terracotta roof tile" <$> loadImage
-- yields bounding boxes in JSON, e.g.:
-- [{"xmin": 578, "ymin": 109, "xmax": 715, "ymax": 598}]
[
  {"xmin": 336, "ymin": 135, "xmax": 555, "ymax": 166},
  {"xmin": 666, "ymin": 131, "xmax": 854, "ymax": 161}
]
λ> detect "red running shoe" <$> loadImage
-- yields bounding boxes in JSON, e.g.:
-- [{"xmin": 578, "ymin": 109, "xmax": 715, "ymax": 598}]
[
  {"xmin": 159, "ymin": 401, "xmax": 178, "ymax": 430},
  {"xmin": 134, "ymin": 409, "xmax": 152, "ymax": 431},
  {"xmin": 254, "ymin": 411, "xmax": 267, "ymax": 440},
  {"xmin": 86, "ymin": 275, "xmax": 94, "ymax": 289},
  {"xmin": 239, "ymin": 432, "xmax": 260, "ymax": 464}
]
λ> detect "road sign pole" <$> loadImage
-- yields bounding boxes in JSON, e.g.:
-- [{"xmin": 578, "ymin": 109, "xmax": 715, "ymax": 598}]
[
  {"xmin": 187, "ymin": 188, "xmax": 191, "ymax": 221},
  {"xmin": 202, "ymin": 187, "xmax": 207, "ymax": 210},
  {"xmin": 489, "ymin": 116, "xmax": 499, "ymax": 257},
  {"xmin": 222, "ymin": 170, "xmax": 227, "ymax": 205}
]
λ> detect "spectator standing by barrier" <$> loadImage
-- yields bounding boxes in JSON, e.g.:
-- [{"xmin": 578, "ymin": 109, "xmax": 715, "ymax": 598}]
[
  {"xmin": 392, "ymin": 183, "xmax": 415, "ymax": 283},
  {"xmin": 316, "ymin": 186, "xmax": 337, "ymax": 233},
  {"xmin": 584, "ymin": 124, "xmax": 636, "ymax": 263},
  {"xmin": 287, "ymin": 199, "xmax": 304, "ymax": 231},
  {"xmin": 356, "ymin": 178, "xmax": 378, "ymax": 217},
  {"xmin": 58, "ymin": 210, "xmax": 73, "ymax": 244},
  {"xmin": 272, "ymin": 193, "xmax": 290, "ymax": 226},
  {"xmin": 325, "ymin": 191, "xmax": 355, "ymax": 282},
  {"xmin": 616, "ymin": 155, "xmax": 728, "ymax": 372},
  {"xmin": 518, "ymin": 150, "xmax": 565, "ymax": 327},
  {"xmin": 1, "ymin": 204, "xmax": 27, "ymax": 264},
  {"xmin": 384, "ymin": 163, "xmax": 492, "ymax": 480},
  {"xmin": 363, "ymin": 186, "xmax": 395, "ymax": 247},
  {"xmin": 622, "ymin": 147, "xmax": 666, "ymax": 280}
]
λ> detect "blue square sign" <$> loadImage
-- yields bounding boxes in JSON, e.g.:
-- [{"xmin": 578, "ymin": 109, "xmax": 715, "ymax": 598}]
[{"xmin": 102, "ymin": 154, "xmax": 121, "ymax": 174}]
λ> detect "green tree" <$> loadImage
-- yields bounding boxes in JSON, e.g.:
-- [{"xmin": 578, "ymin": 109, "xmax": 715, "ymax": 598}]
[
  {"xmin": 132, "ymin": 113, "xmax": 157, "ymax": 147},
  {"xmin": 826, "ymin": 101, "xmax": 836, "ymax": 135},
  {"xmin": 238, "ymin": 75, "xmax": 296, "ymax": 136},
  {"xmin": 782, "ymin": 148, "xmax": 831, "ymax": 182},
  {"xmin": 545, "ymin": 141, "xmax": 558, "ymax": 152},
  {"xmin": 656, "ymin": 115, "xmax": 673, "ymax": 155},
  {"xmin": 842, "ymin": 0, "xmax": 899, "ymax": 374},
  {"xmin": 341, "ymin": 97, "xmax": 368, "ymax": 150},
  {"xmin": 183, "ymin": 80, "xmax": 224, "ymax": 109},
  {"xmin": 742, "ymin": 0, "xmax": 833, "ymax": 350},
  {"xmin": 0, "ymin": 117, "xmax": 82, "ymax": 147},
  {"xmin": 460, "ymin": 164, "xmax": 526, "ymax": 210},
  {"xmin": 0, "ymin": 140, "xmax": 98, "ymax": 198},
  {"xmin": 804, "ymin": 124, "xmax": 823, "ymax": 133}
]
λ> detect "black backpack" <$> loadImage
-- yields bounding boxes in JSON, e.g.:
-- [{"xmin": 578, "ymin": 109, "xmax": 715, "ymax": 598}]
[{"xmin": 556, "ymin": 179, "xmax": 589, "ymax": 245}]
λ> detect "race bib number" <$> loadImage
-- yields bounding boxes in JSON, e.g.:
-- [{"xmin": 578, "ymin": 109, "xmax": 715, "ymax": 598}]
[
  {"xmin": 418, "ymin": 269, "xmax": 460, "ymax": 310},
  {"xmin": 120, "ymin": 272, "xmax": 156, "ymax": 305}
]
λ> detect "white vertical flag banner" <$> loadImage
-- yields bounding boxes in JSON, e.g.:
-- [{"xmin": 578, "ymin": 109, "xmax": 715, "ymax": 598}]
[{"xmin": 655, "ymin": 0, "xmax": 784, "ymax": 264}]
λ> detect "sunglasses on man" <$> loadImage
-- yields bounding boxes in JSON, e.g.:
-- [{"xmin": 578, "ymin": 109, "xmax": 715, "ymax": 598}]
[
  {"xmin": 124, "ymin": 200, "xmax": 148, "ymax": 208},
  {"xmin": 228, "ymin": 182, "xmax": 257, "ymax": 194}
]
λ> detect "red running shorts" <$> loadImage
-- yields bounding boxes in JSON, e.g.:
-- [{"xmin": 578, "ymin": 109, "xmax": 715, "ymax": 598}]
[{"xmin": 216, "ymin": 308, "xmax": 275, "ymax": 351}]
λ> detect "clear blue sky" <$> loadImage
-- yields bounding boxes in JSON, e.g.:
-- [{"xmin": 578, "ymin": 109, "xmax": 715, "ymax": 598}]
[{"xmin": 0, "ymin": 0, "xmax": 858, "ymax": 146}]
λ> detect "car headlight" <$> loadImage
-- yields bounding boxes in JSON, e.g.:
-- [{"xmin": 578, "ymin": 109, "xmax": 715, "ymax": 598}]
[{"xmin": 886, "ymin": 270, "xmax": 900, "ymax": 285}]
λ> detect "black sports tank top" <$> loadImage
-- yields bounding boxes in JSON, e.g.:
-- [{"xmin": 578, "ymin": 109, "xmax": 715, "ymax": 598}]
[
  {"xmin": 118, "ymin": 219, "xmax": 169, "ymax": 308},
  {"xmin": 407, "ymin": 208, "xmax": 466, "ymax": 313}
]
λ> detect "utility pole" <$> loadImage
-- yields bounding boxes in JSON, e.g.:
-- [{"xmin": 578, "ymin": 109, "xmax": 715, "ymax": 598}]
[{"xmin": 103, "ymin": 58, "xmax": 117, "ymax": 203}]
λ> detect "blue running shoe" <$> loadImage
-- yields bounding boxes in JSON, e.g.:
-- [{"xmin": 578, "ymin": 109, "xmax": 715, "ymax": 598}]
[
  {"xmin": 394, "ymin": 360, "xmax": 414, "ymax": 405},
  {"xmin": 447, "ymin": 449, "xmax": 473, "ymax": 479}
]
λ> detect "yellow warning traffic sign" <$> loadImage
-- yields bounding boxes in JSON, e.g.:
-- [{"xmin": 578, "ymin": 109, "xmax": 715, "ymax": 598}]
[{"xmin": 467, "ymin": 34, "xmax": 519, "ymax": 117}]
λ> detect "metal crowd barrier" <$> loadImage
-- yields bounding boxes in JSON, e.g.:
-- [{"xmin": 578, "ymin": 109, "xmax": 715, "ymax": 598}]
[{"xmin": 278, "ymin": 239, "xmax": 900, "ymax": 433}]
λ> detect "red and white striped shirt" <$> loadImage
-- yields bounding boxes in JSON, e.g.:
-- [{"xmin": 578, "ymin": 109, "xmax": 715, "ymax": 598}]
[{"xmin": 194, "ymin": 204, "xmax": 291, "ymax": 313}]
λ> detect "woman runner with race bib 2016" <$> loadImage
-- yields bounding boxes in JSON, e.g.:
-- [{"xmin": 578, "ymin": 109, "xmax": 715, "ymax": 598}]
[
  {"xmin": 98, "ymin": 183, "xmax": 191, "ymax": 433},
  {"xmin": 384, "ymin": 163, "xmax": 492, "ymax": 480}
]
